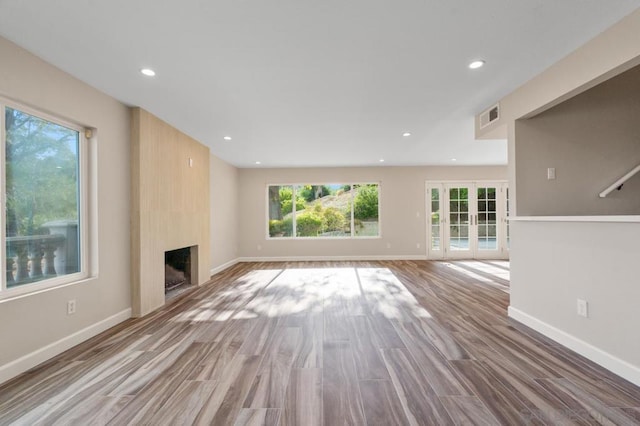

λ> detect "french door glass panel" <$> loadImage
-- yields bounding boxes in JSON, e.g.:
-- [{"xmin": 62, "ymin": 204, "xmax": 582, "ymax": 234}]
[
  {"xmin": 476, "ymin": 185, "xmax": 498, "ymax": 251},
  {"xmin": 448, "ymin": 187, "xmax": 470, "ymax": 252},
  {"xmin": 506, "ymin": 187, "xmax": 511, "ymax": 250},
  {"xmin": 430, "ymin": 188, "xmax": 441, "ymax": 251}
]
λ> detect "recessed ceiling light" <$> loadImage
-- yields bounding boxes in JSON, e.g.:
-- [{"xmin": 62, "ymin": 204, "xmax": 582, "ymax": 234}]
[
  {"xmin": 468, "ymin": 60, "xmax": 485, "ymax": 70},
  {"xmin": 379, "ymin": 159, "xmax": 385, "ymax": 163},
  {"xmin": 451, "ymin": 158, "xmax": 457, "ymax": 162},
  {"xmin": 223, "ymin": 136, "xmax": 232, "ymax": 141},
  {"xmin": 140, "ymin": 68, "xmax": 156, "ymax": 77},
  {"xmin": 255, "ymin": 161, "xmax": 261, "ymax": 165},
  {"xmin": 402, "ymin": 132, "xmax": 411, "ymax": 137}
]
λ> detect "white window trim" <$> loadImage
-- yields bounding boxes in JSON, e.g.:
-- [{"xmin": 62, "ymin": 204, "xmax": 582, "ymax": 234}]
[
  {"xmin": 0, "ymin": 98, "xmax": 91, "ymax": 301},
  {"xmin": 265, "ymin": 182, "xmax": 382, "ymax": 240}
]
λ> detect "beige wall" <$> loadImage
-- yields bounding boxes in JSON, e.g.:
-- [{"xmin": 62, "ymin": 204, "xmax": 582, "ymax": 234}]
[
  {"xmin": 0, "ymin": 37, "xmax": 130, "ymax": 378},
  {"xmin": 482, "ymin": 9, "xmax": 640, "ymax": 384},
  {"xmin": 210, "ymin": 154, "xmax": 239, "ymax": 271},
  {"xmin": 515, "ymin": 65, "xmax": 640, "ymax": 216},
  {"xmin": 131, "ymin": 108, "xmax": 211, "ymax": 317},
  {"xmin": 238, "ymin": 166, "xmax": 507, "ymax": 259}
]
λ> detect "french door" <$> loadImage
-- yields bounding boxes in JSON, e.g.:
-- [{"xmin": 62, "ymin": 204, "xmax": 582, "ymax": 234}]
[{"xmin": 426, "ymin": 181, "xmax": 509, "ymax": 259}]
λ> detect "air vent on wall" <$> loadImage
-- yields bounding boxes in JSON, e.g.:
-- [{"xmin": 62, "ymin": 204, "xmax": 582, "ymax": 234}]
[{"xmin": 479, "ymin": 103, "xmax": 499, "ymax": 129}]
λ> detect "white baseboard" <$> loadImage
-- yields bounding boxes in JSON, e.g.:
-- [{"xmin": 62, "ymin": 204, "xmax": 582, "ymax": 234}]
[
  {"xmin": 508, "ymin": 306, "xmax": 640, "ymax": 387},
  {"xmin": 0, "ymin": 308, "xmax": 131, "ymax": 386},
  {"xmin": 209, "ymin": 258, "xmax": 240, "ymax": 276},
  {"xmin": 238, "ymin": 255, "xmax": 428, "ymax": 262}
]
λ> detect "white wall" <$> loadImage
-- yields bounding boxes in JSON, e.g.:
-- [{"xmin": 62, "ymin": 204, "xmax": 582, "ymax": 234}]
[
  {"xmin": 238, "ymin": 165, "xmax": 507, "ymax": 259},
  {"xmin": 210, "ymin": 154, "xmax": 239, "ymax": 273},
  {"xmin": 510, "ymin": 220, "xmax": 640, "ymax": 385},
  {"xmin": 0, "ymin": 37, "xmax": 130, "ymax": 383}
]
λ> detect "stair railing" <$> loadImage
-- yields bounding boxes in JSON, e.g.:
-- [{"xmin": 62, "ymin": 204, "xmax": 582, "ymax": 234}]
[{"xmin": 599, "ymin": 164, "xmax": 640, "ymax": 198}]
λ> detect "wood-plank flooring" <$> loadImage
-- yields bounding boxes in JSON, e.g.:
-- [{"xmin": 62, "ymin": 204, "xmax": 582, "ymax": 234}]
[{"xmin": 1, "ymin": 260, "xmax": 639, "ymax": 425}]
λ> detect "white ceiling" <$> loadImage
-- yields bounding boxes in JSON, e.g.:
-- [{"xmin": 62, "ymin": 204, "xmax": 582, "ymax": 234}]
[{"xmin": 1, "ymin": 1, "xmax": 639, "ymax": 168}]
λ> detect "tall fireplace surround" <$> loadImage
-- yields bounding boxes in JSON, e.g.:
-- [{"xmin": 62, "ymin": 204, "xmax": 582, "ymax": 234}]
[{"xmin": 130, "ymin": 108, "xmax": 211, "ymax": 317}]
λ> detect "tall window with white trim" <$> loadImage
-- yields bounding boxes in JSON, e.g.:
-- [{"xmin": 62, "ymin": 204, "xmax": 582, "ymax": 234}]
[{"xmin": 2, "ymin": 101, "xmax": 87, "ymax": 297}]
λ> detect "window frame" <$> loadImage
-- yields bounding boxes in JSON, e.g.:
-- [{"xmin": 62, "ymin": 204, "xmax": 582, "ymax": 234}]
[
  {"xmin": 265, "ymin": 182, "xmax": 382, "ymax": 240},
  {"xmin": 0, "ymin": 98, "xmax": 91, "ymax": 301}
]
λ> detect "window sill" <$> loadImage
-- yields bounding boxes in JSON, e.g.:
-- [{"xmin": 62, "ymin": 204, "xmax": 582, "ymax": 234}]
[{"xmin": 0, "ymin": 273, "xmax": 93, "ymax": 304}]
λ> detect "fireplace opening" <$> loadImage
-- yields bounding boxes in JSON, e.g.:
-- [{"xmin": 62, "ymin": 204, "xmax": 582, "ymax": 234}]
[{"xmin": 165, "ymin": 247, "xmax": 192, "ymax": 297}]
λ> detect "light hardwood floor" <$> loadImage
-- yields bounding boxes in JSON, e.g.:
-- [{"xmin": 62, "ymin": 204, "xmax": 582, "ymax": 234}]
[{"xmin": 1, "ymin": 261, "xmax": 639, "ymax": 425}]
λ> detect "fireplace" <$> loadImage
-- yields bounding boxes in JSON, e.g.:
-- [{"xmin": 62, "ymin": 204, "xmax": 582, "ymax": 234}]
[{"xmin": 165, "ymin": 246, "xmax": 194, "ymax": 296}]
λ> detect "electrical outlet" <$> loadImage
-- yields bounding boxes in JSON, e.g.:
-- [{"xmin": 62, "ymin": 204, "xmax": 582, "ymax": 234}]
[
  {"xmin": 67, "ymin": 299, "xmax": 76, "ymax": 315},
  {"xmin": 547, "ymin": 167, "xmax": 556, "ymax": 180},
  {"xmin": 577, "ymin": 299, "xmax": 588, "ymax": 318},
  {"xmin": 386, "ymin": 243, "xmax": 391, "ymax": 249},
  {"xmin": 257, "ymin": 244, "xmax": 262, "ymax": 251},
  {"xmin": 416, "ymin": 243, "xmax": 421, "ymax": 249}
]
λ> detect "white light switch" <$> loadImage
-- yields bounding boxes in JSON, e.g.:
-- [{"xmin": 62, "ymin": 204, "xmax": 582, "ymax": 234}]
[{"xmin": 547, "ymin": 167, "xmax": 556, "ymax": 180}]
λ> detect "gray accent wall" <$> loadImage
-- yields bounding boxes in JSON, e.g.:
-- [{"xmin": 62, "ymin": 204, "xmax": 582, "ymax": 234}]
[{"xmin": 515, "ymin": 65, "xmax": 640, "ymax": 216}]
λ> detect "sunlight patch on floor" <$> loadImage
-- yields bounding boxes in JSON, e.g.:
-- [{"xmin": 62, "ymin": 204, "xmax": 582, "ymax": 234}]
[
  {"xmin": 458, "ymin": 260, "xmax": 510, "ymax": 281},
  {"xmin": 446, "ymin": 261, "xmax": 510, "ymax": 293},
  {"xmin": 175, "ymin": 266, "xmax": 433, "ymax": 322},
  {"xmin": 355, "ymin": 268, "xmax": 432, "ymax": 320},
  {"xmin": 174, "ymin": 269, "xmax": 283, "ymax": 322}
]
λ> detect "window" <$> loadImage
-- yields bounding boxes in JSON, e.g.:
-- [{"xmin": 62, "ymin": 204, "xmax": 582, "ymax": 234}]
[
  {"xmin": 267, "ymin": 183, "xmax": 379, "ymax": 238},
  {"xmin": 268, "ymin": 185, "xmax": 295, "ymax": 237},
  {"xmin": 1, "ymin": 101, "xmax": 88, "ymax": 299}
]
